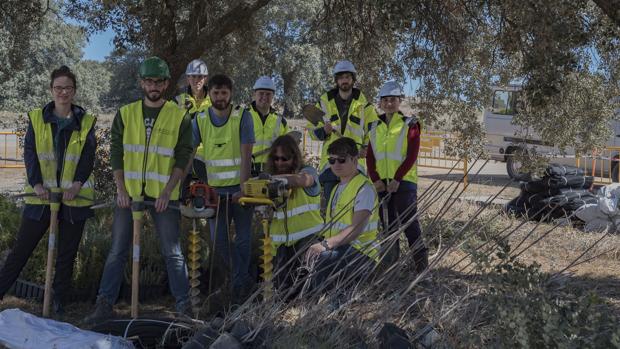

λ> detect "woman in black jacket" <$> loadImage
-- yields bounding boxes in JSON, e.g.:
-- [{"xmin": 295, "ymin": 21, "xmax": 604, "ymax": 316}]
[{"xmin": 0, "ymin": 66, "xmax": 97, "ymax": 315}]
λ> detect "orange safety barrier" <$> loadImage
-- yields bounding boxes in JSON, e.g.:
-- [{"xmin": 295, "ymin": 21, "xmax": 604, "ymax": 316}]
[
  {"xmin": 575, "ymin": 146, "xmax": 620, "ymax": 185},
  {"xmin": 299, "ymin": 127, "xmax": 468, "ymax": 186},
  {"xmin": 0, "ymin": 132, "xmax": 24, "ymax": 168}
]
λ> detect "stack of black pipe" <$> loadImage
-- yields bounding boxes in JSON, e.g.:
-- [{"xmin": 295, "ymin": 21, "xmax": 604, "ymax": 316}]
[{"xmin": 506, "ymin": 164, "xmax": 598, "ymax": 221}]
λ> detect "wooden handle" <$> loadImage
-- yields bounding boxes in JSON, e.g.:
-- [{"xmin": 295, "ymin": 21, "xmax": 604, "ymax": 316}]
[
  {"xmin": 131, "ymin": 217, "xmax": 142, "ymax": 318},
  {"xmin": 42, "ymin": 209, "xmax": 59, "ymax": 317}
]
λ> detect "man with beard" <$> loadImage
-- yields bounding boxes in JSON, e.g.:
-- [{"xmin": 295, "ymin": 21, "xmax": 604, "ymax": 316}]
[
  {"xmin": 84, "ymin": 57, "xmax": 193, "ymax": 324},
  {"xmin": 192, "ymin": 74, "xmax": 255, "ymax": 301},
  {"xmin": 248, "ymin": 76, "xmax": 288, "ymax": 176},
  {"xmin": 307, "ymin": 60, "xmax": 377, "ymax": 203},
  {"xmin": 264, "ymin": 135, "xmax": 323, "ymax": 298}
]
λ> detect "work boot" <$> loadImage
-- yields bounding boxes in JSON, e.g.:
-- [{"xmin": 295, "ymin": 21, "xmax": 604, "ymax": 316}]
[
  {"xmin": 52, "ymin": 297, "xmax": 65, "ymax": 318},
  {"xmin": 414, "ymin": 250, "xmax": 429, "ymax": 274},
  {"xmin": 82, "ymin": 297, "xmax": 113, "ymax": 326},
  {"xmin": 175, "ymin": 300, "xmax": 194, "ymax": 321}
]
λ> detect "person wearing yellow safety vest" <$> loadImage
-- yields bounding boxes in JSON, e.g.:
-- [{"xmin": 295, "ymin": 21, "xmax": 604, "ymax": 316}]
[
  {"xmin": 307, "ymin": 60, "xmax": 377, "ymax": 203},
  {"xmin": 305, "ymin": 137, "xmax": 380, "ymax": 295},
  {"xmin": 175, "ymin": 59, "xmax": 211, "ymax": 196},
  {"xmin": 366, "ymin": 81, "xmax": 428, "ymax": 273},
  {"xmin": 191, "ymin": 74, "xmax": 256, "ymax": 301},
  {"xmin": 249, "ymin": 76, "xmax": 288, "ymax": 176},
  {"xmin": 0, "ymin": 66, "xmax": 96, "ymax": 316},
  {"xmin": 264, "ymin": 135, "xmax": 323, "ymax": 298},
  {"xmin": 84, "ymin": 57, "xmax": 193, "ymax": 324}
]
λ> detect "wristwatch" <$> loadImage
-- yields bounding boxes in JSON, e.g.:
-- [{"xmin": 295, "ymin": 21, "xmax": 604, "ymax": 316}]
[{"xmin": 320, "ymin": 239, "xmax": 331, "ymax": 251}]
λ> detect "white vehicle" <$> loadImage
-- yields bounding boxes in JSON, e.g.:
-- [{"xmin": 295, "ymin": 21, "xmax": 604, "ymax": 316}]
[{"xmin": 483, "ymin": 85, "xmax": 620, "ymax": 181}]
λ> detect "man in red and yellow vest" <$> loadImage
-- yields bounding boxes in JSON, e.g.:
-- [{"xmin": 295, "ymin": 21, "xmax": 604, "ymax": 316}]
[
  {"xmin": 85, "ymin": 57, "xmax": 193, "ymax": 324},
  {"xmin": 367, "ymin": 80, "xmax": 428, "ymax": 272}
]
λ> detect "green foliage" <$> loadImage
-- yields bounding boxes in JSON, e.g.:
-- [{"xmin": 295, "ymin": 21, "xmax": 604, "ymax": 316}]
[
  {"xmin": 0, "ymin": 13, "xmax": 113, "ymax": 113},
  {"xmin": 0, "ymin": 195, "xmax": 23, "ymax": 254},
  {"xmin": 478, "ymin": 243, "xmax": 620, "ymax": 348}
]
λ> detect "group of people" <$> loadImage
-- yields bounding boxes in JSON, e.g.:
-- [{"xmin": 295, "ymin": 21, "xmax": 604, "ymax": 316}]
[{"xmin": 0, "ymin": 56, "xmax": 428, "ymax": 323}]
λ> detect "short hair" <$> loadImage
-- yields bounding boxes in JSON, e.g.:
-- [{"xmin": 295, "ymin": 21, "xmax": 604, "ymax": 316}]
[
  {"xmin": 327, "ymin": 137, "xmax": 358, "ymax": 158},
  {"xmin": 207, "ymin": 74, "xmax": 233, "ymax": 91},
  {"xmin": 50, "ymin": 65, "xmax": 77, "ymax": 89}
]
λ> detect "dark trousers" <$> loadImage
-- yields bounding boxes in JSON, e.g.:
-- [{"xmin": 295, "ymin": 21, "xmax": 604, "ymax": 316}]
[
  {"xmin": 309, "ymin": 245, "xmax": 374, "ymax": 294},
  {"xmin": 319, "ymin": 168, "xmax": 339, "ymax": 209},
  {"xmin": 379, "ymin": 188, "xmax": 428, "ymax": 267},
  {"xmin": 0, "ymin": 216, "xmax": 85, "ymax": 303},
  {"xmin": 273, "ymin": 236, "xmax": 313, "ymax": 298}
]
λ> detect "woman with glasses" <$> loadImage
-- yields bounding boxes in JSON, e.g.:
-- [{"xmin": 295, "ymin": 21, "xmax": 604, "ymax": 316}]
[
  {"xmin": 304, "ymin": 137, "xmax": 380, "ymax": 296},
  {"xmin": 0, "ymin": 66, "xmax": 97, "ymax": 316},
  {"xmin": 366, "ymin": 81, "xmax": 428, "ymax": 272},
  {"xmin": 265, "ymin": 134, "xmax": 323, "ymax": 299}
]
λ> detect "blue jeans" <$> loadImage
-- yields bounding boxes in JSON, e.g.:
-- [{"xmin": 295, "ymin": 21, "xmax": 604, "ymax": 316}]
[
  {"xmin": 209, "ymin": 194, "xmax": 254, "ymax": 291},
  {"xmin": 97, "ymin": 205, "xmax": 190, "ymax": 311}
]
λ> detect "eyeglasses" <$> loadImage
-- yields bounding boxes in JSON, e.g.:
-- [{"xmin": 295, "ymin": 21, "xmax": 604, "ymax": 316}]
[
  {"xmin": 328, "ymin": 156, "xmax": 348, "ymax": 165},
  {"xmin": 143, "ymin": 78, "xmax": 167, "ymax": 86},
  {"xmin": 52, "ymin": 86, "xmax": 75, "ymax": 93},
  {"xmin": 273, "ymin": 156, "xmax": 290, "ymax": 162}
]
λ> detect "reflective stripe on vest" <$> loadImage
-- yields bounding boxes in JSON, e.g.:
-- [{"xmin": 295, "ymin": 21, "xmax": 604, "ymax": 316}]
[
  {"xmin": 24, "ymin": 109, "xmax": 96, "ymax": 207},
  {"xmin": 250, "ymin": 108, "xmax": 287, "ymax": 164},
  {"xmin": 197, "ymin": 106, "xmax": 243, "ymax": 187},
  {"xmin": 120, "ymin": 100, "xmax": 185, "ymax": 200},
  {"xmin": 311, "ymin": 92, "xmax": 370, "ymax": 171},
  {"xmin": 270, "ymin": 187, "xmax": 323, "ymax": 247},
  {"xmin": 324, "ymin": 173, "xmax": 380, "ymax": 262},
  {"xmin": 369, "ymin": 112, "xmax": 418, "ymax": 183}
]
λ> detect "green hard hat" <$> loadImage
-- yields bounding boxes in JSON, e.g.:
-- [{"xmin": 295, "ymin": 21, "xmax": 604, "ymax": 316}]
[{"xmin": 139, "ymin": 56, "xmax": 170, "ymax": 79}]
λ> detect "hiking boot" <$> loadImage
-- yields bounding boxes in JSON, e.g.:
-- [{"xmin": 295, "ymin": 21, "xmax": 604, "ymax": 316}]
[{"xmin": 82, "ymin": 297, "xmax": 113, "ymax": 326}]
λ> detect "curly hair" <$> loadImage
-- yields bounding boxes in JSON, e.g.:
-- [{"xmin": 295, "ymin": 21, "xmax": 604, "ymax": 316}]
[{"xmin": 266, "ymin": 134, "xmax": 303, "ymax": 175}]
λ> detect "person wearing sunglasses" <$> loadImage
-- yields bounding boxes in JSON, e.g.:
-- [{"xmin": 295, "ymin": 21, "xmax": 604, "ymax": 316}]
[
  {"xmin": 264, "ymin": 135, "xmax": 323, "ymax": 298},
  {"xmin": 85, "ymin": 57, "xmax": 193, "ymax": 324},
  {"xmin": 305, "ymin": 137, "xmax": 380, "ymax": 293},
  {"xmin": 0, "ymin": 66, "xmax": 96, "ymax": 317},
  {"xmin": 366, "ymin": 81, "xmax": 428, "ymax": 273},
  {"xmin": 248, "ymin": 76, "xmax": 289, "ymax": 176}
]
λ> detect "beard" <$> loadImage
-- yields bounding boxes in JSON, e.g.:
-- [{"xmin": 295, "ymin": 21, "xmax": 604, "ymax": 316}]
[
  {"xmin": 274, "ymin": 165, "xmax": 292, "ymax": 175},
  {"xmin": 338, "ymin": 83, "xmax": 352, "ymax": 92},
  {"xmin": 145, "ymin": 90, "xmax": 162, "ymax": 102},
  {"xmin": 212, "ymin": 100, "xmax": 229, "ymax": 111}
]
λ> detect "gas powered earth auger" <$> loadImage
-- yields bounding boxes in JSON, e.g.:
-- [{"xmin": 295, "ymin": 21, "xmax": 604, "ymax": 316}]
[
  {"xmin": 239, "ymin": 176, "xmax": 290, "ymax": 300},
  {"xmin": 180, "ymin": 182, "xmax": 218, "ymax": 317}
]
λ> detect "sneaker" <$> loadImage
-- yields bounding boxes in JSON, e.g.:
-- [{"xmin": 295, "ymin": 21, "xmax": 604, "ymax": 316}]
[{"xmin": 82, "ymin": 297, "xmax": 113, "ymax": 326}]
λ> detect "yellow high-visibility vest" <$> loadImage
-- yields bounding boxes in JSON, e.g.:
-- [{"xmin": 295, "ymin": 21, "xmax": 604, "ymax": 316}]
[
  {"xmin": 368, "ymin": 112, "xmax": 418, "ymax": 183},
  {"xmin": 24, "ymin": 109, "xmax": 96, "ymax": 207},
  {"xmin": 249, "ymin": 106, "xmax": 287, "ymax": 164},
  {"xmin": 305, "ymin": 90, "xmax": 377, "ymax": 172},
  {"xmin": 175, "ymin": 92, "xmax": 211, "ymax": 165},
  {"xmin": 120, "ymin": 100, "xmax": 186, "ymax": 200},
  {"xmin": 324, "ymin": 173, "xmax": 380, "ymax": 262},
  {"xmin": 196, "ymin": 106, "xmax": 244, "ymax": 187},
  {"xmin": 270, "ymin": 177, "xmax": 323, "ymax": 248}
]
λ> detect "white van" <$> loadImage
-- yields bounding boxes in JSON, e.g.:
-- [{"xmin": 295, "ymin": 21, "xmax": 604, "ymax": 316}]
[{"xmin": 483, "ymin": 85, "xmax": 620, "ymax": 181}]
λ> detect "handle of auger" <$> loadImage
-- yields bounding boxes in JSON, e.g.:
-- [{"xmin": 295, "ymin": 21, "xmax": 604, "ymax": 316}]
[
  {"xmin": 130, "ymin": 196, "xmax": 145, "ymax": 318},
  {"xmin": 42, "ymin": 187, "xmax": 62, "ymax": 317}
]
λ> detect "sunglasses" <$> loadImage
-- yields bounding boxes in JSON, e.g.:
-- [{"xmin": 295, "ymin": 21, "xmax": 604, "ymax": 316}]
[
  {"xmin": 328, "ymin": 156, "xmax": 348, "ymax": 165},
  {"xmin": 273, "ymin": 156, "xmax": 290, "ymax": 162}
]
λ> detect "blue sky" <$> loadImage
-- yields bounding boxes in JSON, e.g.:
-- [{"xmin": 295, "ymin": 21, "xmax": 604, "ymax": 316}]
[{"xmin": 83, "ymin": 29, "xmax": 115, "ymax": 61}]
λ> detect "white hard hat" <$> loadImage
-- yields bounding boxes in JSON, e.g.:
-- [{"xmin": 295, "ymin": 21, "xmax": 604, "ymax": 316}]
[
  {"xmin": 253, "ymin": 76, "xmax": 276, "ymax": 91},
  {"xmin": 378, "ymin": 80, "xmax": 404, "ymax": 98},
  {"xmin": 185, "ymin": 59, "xmax": 208, "ymax": 76},
  {"xmin": 333, "ymin": 60, "xmax": 357, "ymax": 76}
]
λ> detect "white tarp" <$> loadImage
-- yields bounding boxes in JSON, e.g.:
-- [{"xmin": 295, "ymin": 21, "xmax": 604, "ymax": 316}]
[
  {"xmin": 0, "ymin": 308, "xmax": 134, "ymax": 349},
  {"xmin": 575, "ymin": 183, "xmax": 620, "ymax": 232}
]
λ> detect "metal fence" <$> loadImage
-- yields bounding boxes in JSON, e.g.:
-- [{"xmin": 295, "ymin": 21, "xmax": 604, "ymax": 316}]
[
  {"xmin": 575, "ymin": 146, "xmax": 620, "ymax": 185},
  {"xmin": 0, "ymin": 132, "xmax": 24, "ymax": 168}
]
